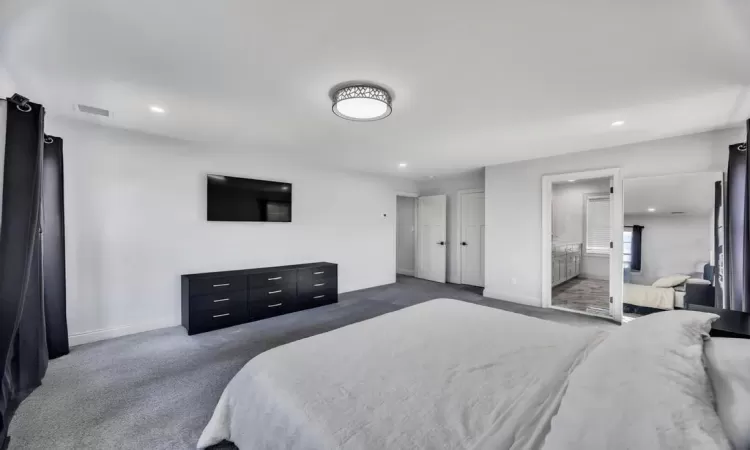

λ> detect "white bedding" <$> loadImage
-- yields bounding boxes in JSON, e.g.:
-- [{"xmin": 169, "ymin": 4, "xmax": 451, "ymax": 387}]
[
  {"xmin": 198, "ymin": 299, "xmax": 605, "ymax": 449},
  {"xmin": 624, "ymin": 283, "xmax": 675, "ymax": 309},
  {"xmin": 542, "ymin": 310, "xmax": 728, "ymax": 449}
]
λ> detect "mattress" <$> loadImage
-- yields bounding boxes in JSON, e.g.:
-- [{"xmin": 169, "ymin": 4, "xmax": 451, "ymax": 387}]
[{"xmin": 197, "ymin": 299, "xmax": 605, "ymax": 450}]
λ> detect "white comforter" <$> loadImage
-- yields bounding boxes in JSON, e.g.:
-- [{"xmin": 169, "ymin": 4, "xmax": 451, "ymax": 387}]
[
  {"xmin": 624, "ymin": 283, "xmax": 675, "ymax": 310},
  {"xmin": 198, "ymin": 299, "xmax": 604, "ymax": 449}
]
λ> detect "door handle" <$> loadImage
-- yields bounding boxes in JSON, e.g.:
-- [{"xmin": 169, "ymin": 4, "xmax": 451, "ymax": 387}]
[
  {"xmin": 438, "ymin": 241, "xmax": 445, "ymax": 246},
  {"xmin": 461, "ymin": 242, "xmax": 468, "ymax": 246}
]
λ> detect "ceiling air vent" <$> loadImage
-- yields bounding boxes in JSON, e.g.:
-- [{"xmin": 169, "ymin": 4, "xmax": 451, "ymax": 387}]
[
  {"xmin": 671, "ymin": 211, "xmax": 685, "ymax": 215},
  {"xmin": 77, "ymin": 104, "xmax": 110, "ymax": 117}
]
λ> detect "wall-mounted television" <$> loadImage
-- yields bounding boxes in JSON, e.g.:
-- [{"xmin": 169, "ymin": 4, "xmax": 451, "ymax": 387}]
[{"xmin": 207, "ymin": 174, "xmax": 292, "ymax": 222}]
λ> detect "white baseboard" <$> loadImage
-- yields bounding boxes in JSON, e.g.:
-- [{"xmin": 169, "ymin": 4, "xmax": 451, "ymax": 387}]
[
  {"xmin": 69, "ymin": 318, "xmax": 178, "ymax": 347},
  {"xmin": 580, "ymin": 273, "xmax": 610, "ymax": 281},
  {"xmin": 483, "ymin": 290, "xmax": 541, "ymax": 307},
  {"xmin": 397, "ymin": 268, "xmax": 415, "ymax": 276}
]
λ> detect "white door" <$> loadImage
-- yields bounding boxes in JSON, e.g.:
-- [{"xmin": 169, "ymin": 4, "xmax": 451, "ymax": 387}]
[
  {"xmin": 608, "ymin": 178, "xmax": 615, "ymax": 317},
  {"xmin": 460, "ymin": 191, "xmax": 485, "ymax": 286},
  {"xmin": 417, "ymin": 195, "xmax": 447, "ymax": 283}
]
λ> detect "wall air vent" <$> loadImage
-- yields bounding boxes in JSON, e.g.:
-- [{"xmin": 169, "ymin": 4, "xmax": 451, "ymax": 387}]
[{"xmin": 77, "ymin": 104, "xmax": 110, "ymax": 117}]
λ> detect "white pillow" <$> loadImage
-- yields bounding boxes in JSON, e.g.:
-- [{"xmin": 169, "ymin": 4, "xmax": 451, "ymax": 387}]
[
  {"xmin": 687, "ymin": 277, "xmax": 712, "ymax": 285},
  {"xmin": 704, "ymin": 338, "xmax": 750, "ymax": 450},
  {"xmin": 652, "ymin": 274, "xmax": 691, "ymax": 288},
  {"xmin": 543, "ymin": 310, "xmax": 729, "ymax": 450}
]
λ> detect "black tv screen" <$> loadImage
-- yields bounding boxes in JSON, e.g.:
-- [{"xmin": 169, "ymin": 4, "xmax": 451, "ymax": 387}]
[{"xmin": 207, "ymin": 175, "xmax": 292, "ymax": 222}]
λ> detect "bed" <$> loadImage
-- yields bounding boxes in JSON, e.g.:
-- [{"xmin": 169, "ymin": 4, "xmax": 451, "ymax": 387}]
[
  {"xmin": 198, "ymin": 299, "xmax": 733, "ymax": 450},
  {"xmin": 624, "ymin": 283, "xmax": 679, "ymax": 310},
  {"xmin": 624, "ymin": 277, "xmax": 710, "ymax": 311}
]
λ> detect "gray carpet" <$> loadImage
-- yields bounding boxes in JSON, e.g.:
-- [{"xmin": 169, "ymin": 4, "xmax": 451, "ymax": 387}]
[{"xmin": 9, "ymin": 276, "xmax": 616, "ymax": 450}]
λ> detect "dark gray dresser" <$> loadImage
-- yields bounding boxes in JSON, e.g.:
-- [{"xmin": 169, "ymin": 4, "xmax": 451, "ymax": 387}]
[{"xmin": 181, "ymin": 262, "xmax": 338, "ymax": 335}]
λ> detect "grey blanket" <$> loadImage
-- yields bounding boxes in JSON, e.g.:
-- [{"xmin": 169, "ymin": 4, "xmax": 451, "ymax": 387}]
[{"xmin": 198, "ymin": 299, "xmax": 604, "ymax": 449}]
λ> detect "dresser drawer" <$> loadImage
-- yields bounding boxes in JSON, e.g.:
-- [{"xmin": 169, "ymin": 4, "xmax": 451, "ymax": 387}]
[
  {"xmin": 298, "ymin": 277, "xmax": 336, "ymax": 296},
  {"xmin": 299, "ymin": 287, "xmax": 338, "ymax": 305},
  {"xmin": 189, "ymin": 275, "xmax": 246, "ymax": 296},
  {"xmin": 248, "ymin": 285, "xmax": 297, "ymax": 305},
  {"xmin": 190, "ymin": 290, "xmax": 246, "ymax": 313},
  {"xmin": 298, "ymin": 266, "xmax": 337, "ymax": 283},
  {"xmin": 248, "ymin": 269, "xmax": 297, "ymax": 289},
  {"xmin": 189, "ymin": 302, "xmax": 248, "ymax": 334},
  {"xmin": 248, "ymin": 295, "xmax": 294, "ymax": 321}
]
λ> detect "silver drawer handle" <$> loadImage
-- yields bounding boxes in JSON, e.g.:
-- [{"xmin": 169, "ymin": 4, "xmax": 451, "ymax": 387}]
[
  {"xmin": 314, "ymin": 295, "xmax": 325, "ymax": 299},
  {"xmin": 268, "ymin": 277, "xmax": 282, "ymax": 281},
  {"xmin": 314, "ymin": 283, "xmax": 325, "ymax": 287},
  {"xmin": 268, "ymin": 303, "xmax": 283, "ymax": 308},
  {"xmin": 213, "ymin": 298, "xmax": 230, "ymax": 303},
  {"xmin": 314, "ymin": 271, "xmax": 324, "ymax": 275},
  {"xmin": 213, "ymin": 283, "xmax": 230, "ymax": 287},
  {"xmin": 268, "ymin": 290, "xmax": 283, "ymax": 294},
  {"xmin": 213, "ymin": 313, "xmax": 230, "ymax": 318}
]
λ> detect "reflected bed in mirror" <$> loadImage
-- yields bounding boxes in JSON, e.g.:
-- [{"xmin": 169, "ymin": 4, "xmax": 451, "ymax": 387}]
[{"xmin": 622, "ymin": 172, "xmax": 723, "ymax": 317}]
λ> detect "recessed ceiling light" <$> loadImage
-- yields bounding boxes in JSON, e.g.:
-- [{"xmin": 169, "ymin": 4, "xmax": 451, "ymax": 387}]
[
  {"xmin": 332, "ymin": 84, "xmax": 392, "ymax": 121},
  {"xmin": 611, "ymin": 120, "xmax": 625, "ymax": 127},
  {"xmin": 150, "ymin": 105, "xmax": 166, "ymax": 114},
  {"xmin": 648, "ymin": 207, "xmax": 656, "ymax": 212},
  {"xmin": 398, "ymin": 162, "xmax": 407, "ymax": 168},
  {"xmin": 568, "ymin": 179, "xmax": 576, "ymax": 182}
]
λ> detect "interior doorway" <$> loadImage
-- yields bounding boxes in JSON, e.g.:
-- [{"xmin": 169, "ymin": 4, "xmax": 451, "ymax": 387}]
[
  {"xmin": 542, "ymin": 169, "xmax": 624, "ymax": 323},
  {"xmin": 396, "ymin": 195, "xmax": 417, "ymax": 277},
  {"xmin": 396, "ymin": 193, "xmax": 448, "ymax": 284}
]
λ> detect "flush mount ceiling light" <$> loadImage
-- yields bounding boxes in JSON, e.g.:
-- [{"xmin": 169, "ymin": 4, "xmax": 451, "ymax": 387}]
[
  {"xmin": 150, "ymin": 105, "xmax": 166, "ymax": 114},
  {"xmin": 648, "ymin": 207, "xmax": 656, "ymax": 212},
  {"xmin": 332, "ymin": 84, "xmax": 392, "ymax": 121},
  {"xmin": 611, "ymin": 120, "xmax": 625, "ymax": 127}
]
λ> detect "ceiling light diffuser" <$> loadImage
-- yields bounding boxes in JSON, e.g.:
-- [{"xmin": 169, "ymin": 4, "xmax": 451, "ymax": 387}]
[
  {"xmin": 150, "ymin": 105, "xmax": 166, "ymax": 114},
  {"xmin": 648, "ymin": 208, "xmax": 656, "ymax": 212},
  {"xmin": 399, "ymin": 162, "xmax": 407, "ymax": 168},
  {"xmin": 332, "ymin": 84, "xmax": 392, "ymax": 121},
  {"xmin": 611, "ymin": 120, "xmax": 625, "ymax": 127}
]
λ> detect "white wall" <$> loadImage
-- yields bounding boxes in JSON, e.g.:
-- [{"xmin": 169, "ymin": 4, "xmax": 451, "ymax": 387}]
[
  {"xmin": 396, "ymin": 196, "xmax": 416, "ymax": 275},
  {"xmin": 484, "ymin": 127, "xmax": 744, "ymax": 306},
  {"xmin": 48, "ymin": 119, "xmax": 417, "ymax": 345},
  {"xmin": 552, "ymin": 178, "xmax": 610, "ymax": 280},
  {"xmin": 417, "ymin": 169, "xmax": 484, "ymax": 284},
  {"xmin": 625, "ymin": 214, "xmax": 712, "ymax": 285}
]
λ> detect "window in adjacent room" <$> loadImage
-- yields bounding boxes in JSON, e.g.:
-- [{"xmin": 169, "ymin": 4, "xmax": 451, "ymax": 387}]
[
  {"xmin": 623, "ymin": 227, "xmax": 633, "ymax": 269},
  {"xmin": 585, "ymin": 193, "xmax": 611, "ymax": 255}
]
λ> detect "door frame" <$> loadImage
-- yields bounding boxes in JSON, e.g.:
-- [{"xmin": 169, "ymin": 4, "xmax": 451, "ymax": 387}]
[
  {"xmin": 457, "ymin": 188, "xmax": 485, "ymax": 285},
  {"xmin": 396, "ymin": 191, "xmax": 419, "ymax": 278},
  {"xmin": 541, "ymin": 168, "xmax": 624, "ymax": 323}
]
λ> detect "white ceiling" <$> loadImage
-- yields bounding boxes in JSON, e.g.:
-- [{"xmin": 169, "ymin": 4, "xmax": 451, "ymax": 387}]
[
  {"xmin": 624, "ymin": 172, "xmax": 721, "ymax": 216},
  {"xmin": 1, "ymin": 0, "xmax": 749, "ymax": 178}
]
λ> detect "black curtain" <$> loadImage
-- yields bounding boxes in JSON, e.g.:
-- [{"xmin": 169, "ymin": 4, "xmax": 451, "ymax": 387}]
[
  {"xmin": 0, "ymin": 98, "xmax": 47, "ymax": 448},
  {"xmin": 725, "ymin": 120, "xmax": 749, "ymax": 312},
  {"xmin": 630, "ymin": 225, "xmax": 643, "ymax": 272},
  {"xmin": 42, "ymin": 136, "xmax": 69, "ymax": 359},
  {"xmin": 714, "ymin": 180, "xmax": 724, "ymax": 307}
]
